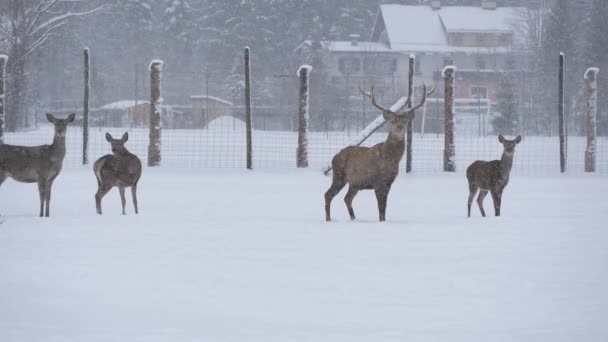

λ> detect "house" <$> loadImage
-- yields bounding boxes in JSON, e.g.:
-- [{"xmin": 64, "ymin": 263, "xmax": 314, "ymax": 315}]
[
  {"xmin": 295, "ymin": 0, "xmax": 523, "ymax": 104},
  {"xmin": 190, "ymin": 95, "xmax": 234, "ymax": 128}
]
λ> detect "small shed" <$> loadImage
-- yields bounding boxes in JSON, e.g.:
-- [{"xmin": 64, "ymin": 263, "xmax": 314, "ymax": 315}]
[
  {"xmin": 190, "ymin": 95, "xmax": 233, "ymax": 128},
  {"xmin": 98, "ymin": 100, "xmax": 150, "ymax": 127}
]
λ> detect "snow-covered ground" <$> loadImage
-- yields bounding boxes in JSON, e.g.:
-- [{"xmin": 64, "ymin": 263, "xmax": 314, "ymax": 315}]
[{"xmin": 1, "ymin": 168, "xmax": 607, "ymax": 341}]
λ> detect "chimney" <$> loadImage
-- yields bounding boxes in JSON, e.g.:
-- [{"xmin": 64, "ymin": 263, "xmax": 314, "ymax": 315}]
[
  {"xmin": 431, "ymin": 0, "xmax": 441, "ymax": 10},
  {"xmin": 481, "ymin": 0, "xmax": 497, "ymax": 10},
  {"xmin": 349, "ymin": 34, "xmax": 360, "ymax": 46}
]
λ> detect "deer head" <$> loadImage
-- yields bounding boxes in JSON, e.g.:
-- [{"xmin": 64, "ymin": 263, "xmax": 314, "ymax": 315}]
[
  {"xmin": 46, "ymin": 113, "xmax": 75, "ymax": 137},
  {"xmin": 498, "ymin": 135, "xmax": 522, "ymax": 155},
  {"xmin": 360, "ymin": 84, "xmax": 434, "ymax": 132},
  {"xmin": 105, "ymin": 132, "xmax": 129, "ymax": 155}
]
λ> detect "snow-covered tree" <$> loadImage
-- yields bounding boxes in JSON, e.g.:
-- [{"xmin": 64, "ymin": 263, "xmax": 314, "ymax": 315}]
[{"xmin": 0, "ymin": 0, "xmax": 106, "ymax": 130}]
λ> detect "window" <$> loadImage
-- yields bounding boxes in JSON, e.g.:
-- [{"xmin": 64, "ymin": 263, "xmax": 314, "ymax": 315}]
[
  {"xmin": 363, "ymin": 57, "xmax": 397, "ymax": 75},
  {"xmin": 452, "ymin": 33, "xmax": 463, "ymax": 46},
  {"xmin": 499, "ymin": 33, "xmax": 512, "ymax": 46},
  {"xmin": 338, "ymin": 57, "xmax": 360, "ymax": 74},
  {"xmin": 475, "ymin": 58, "xmax": 486, "ymax": 70},
  {"xmin": 471, "ymin": 86, "xmax": 487, "ymax": 99},
  {"xmin": 505, "ymin": 58, "xmax": 516, "ymax": 70},
  {"xmin": 476, "ymin": 33, "xmax": 485, "ymax": 46}
]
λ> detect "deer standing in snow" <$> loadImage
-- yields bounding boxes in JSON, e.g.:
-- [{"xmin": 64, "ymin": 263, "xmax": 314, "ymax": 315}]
[
  {"xmin": 467, "ymin": 135, "xmax": 521, "ymax": 217},
  {"xmin": 94, "ymin": 132, "xmax": 142, "ymax": 215},
  {"xmin": 0, "ymin": 113, "xmax": 75, "ymax": 217},
  {"xmin": 325, "ymin": 84, "xmax": 433, "ymax": 222}
]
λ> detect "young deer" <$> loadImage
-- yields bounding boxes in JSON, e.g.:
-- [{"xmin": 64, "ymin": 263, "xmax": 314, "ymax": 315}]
[
  {"xmin": 467, "ymin": 135, "xmax": 522, "ymax": 217},
  {"xmin": 94, "ymin": 132, "xmax": 142, "ymax": 215},
  {"xmin": 0, "ymin": 113, "xmax": 75, "ymax": 217},
  {"xmin": 325, "ymin": 84, "xmax": 433, "ymax": 222}
]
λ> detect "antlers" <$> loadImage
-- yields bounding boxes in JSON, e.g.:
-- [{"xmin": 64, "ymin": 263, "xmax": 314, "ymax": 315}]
[{"xmin": 360, "ymin": 84, "xmax": 435, "ymax": 117}]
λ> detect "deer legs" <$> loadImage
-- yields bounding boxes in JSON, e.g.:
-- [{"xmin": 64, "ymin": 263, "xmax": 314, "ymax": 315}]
[
  {"xmin": 375, "ymin": 186, "xmax": 390, "ymax": 222},
  {"xmin": 477, "ymin": 190, "xmax": 488, "ymax": 217},
  {"xmin": 95, "ymin": 183, "xmax": 113, "ymax": 215},
  {"xmin": 344, "ymin": 186, "xmax": 359, "ymax": 220},
  {"xmin": 37, "ymin": 180, "xmax": 54, "ymax": 217},
  {"xmin": 324, "ymin": 180, "xmax": 346, "ymax": 222},
  {"xmin": 119, "ymin": 187, "xmax": 127, "ymax": 215},
  {"xmin": 131, "ymin": 183, "xmax": 139, "ymax": 214},
  {"xmin": 490, "ymin": 190, "xmax": 502, "ymax": 216}
]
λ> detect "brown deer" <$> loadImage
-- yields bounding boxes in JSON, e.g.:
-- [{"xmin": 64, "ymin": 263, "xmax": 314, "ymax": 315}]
[
  {"xmin": 0, "ymin": 113, "xmax": 75, "ymax": 217},
  {"xmin": 94, "ymin": 132, "xmax": 142, "ymax": 215},
  {"xmin": 467, "ymin": 135, "xmax": 521, "ymax": 217},
  {"xmin": 325, "ymin": 84, "xmax": 433, "ymax": 222}
]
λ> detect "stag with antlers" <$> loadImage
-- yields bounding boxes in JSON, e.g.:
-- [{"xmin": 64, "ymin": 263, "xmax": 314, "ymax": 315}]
[{"xmin": 324, "ymin": 84, "xmax": 433, "ymax": 222}]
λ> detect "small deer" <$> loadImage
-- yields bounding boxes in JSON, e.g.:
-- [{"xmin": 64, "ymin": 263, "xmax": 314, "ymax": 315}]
[
  {"xmin": 0, "ymin": 113, "xmax": 75, "ymax": 217},
  {"xmin": 325, "ymin": 84, "xmax": 433, "ymax": 222},
  {"xmin": 467, "ymin": 135, "xmax": 522, "ymax": 217},
  {"xmin": 94, "ymin": 132, "xmax": 142, "ymax": 215}
]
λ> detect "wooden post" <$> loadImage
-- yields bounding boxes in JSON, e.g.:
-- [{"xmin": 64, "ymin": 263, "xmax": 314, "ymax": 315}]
[
  {"xmin": 148, "ymin": 59, "xmax": 163, "ymax": 167},
  {"xmin": 406, "ymin": 54, "xmax": 415, "ymax": 173},
  {"xmin": 83, "ymin": 48, "xmax": 90, "ymax": 165},
  {"xmin": 296, "ymin": 65, "xmax": 312, "ymax": 168},
  {"xmin": 0, "ymin": 54, "xmax": 7, "ymax": 144},
  {"xmin": 244, "ymin": 47, "xmax": 253, "ymax": 169},
  {"xmin": 558, "ymin": 53, "xmax": 566, "ymax": 173},
  {"xmin": 443, "ymin": 66, "xmax": 456, "ymax": 172},
  {"xmin": 584, "ymin": 67, "xmax": 599, "ymax": 172}
]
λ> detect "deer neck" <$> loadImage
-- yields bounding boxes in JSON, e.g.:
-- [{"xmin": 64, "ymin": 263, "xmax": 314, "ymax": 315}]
[
  {"xmin": 383, "ymin": 127, "xmax": 406, "ymax": 161},
  {"xmin": 114, "ymin": 148, "xmax": 132, "ymax": 159},
  {"xmin": 499, "ymin": 151, "xmax": 514, "ymax": 178},
  {"xmin": 52, "ymin": 133, "xmax": 67, "ymax": 156}
]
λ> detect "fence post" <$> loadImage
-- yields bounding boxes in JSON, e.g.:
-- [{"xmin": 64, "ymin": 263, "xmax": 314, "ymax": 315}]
[
  {"xmin": 584, "ymin": 67, "xmax": 599, "ymax": 172},
  {"xmin": 148, "ymin": 59, "xmax": 163, "ymax": 167},
  {"xmin": 83, "ymin": 48, "xmax": 90, "ymax": 165},
  {"xmin": 0, "ymin": 54, "xmax": 7, "ymax": 144},
  {"xmin": 443, "ymin": 66, "xmax": 456, "ymax": 172},
  {"xmin": 297, "ymin": 65, "xmax": 312, "ymax": 168},
  {"xmin": 244, "ymin": 47, "xmax": 253, "ymax": 169},
  {"xmin": 406, "ymin": 54, "xmax": 415, "ymax": 173},
  {"xmin": 558, "ymin": 53, "xmax": 566, "ymax": 173}
]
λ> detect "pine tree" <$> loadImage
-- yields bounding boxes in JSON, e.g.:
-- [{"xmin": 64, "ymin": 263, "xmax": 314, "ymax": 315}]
[{"xmin": 492, "ymin": 73, "xmax": 519, "ymax": 135}]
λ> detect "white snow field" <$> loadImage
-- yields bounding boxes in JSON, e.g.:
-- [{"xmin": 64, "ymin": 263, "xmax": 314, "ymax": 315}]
[{"xmin": 1, "ymin": 168, "xmax": 607, "ymax": 342}]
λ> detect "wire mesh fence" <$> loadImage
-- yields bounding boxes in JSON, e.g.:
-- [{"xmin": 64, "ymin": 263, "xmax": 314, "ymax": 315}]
[{"xmin": 3, "ymin": 109, "xmax": 607, "ymax": 176}]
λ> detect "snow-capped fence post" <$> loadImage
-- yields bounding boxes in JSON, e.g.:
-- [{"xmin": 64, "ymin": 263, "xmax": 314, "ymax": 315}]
[
  {"xmin": 296, "ymin": 65, "xmax": 312, "ymax": 168},
  {"xmin": 148, "ymin": 60, "xmax": 163, "ymax": 167},
  {"xmin": 244, "ymin": 47, "xmax": 253, "ymax": 170},
  {"xmin": 82, "ymin": 48, "xmax": 90, "ymax": 165},
  {"xmin": 558, "ymin": 53, "xmax": 566, "ymax": 173},
  {"xmin": 0, "ymin": 54, "xmax": 6, "ymax": 144},
  {"xmin": 443, "ymin": 66, "xmax": 456, "ymax": 172},
  {"xmin": 406, "ymin": 54, "xmax": 415, "ymax": 173},
  {"xmin": 584, "ymin": 67, "xmax": 599, "ymax": 172}
]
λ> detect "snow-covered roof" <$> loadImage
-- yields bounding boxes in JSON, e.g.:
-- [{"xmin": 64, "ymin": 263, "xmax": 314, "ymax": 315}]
[
  {"xmin": 371, "ymin": 4, "xmax": 521, "ymax": 53},
  {"xmin": 101, "ymin": 100, "xmax": 149, "ymax": 110},
  {"xmin": 190, "ymin": 95, "xmax": 233, "ymax": 106},
  {"xmin": 439, "ymin": 6, "xmax": 520, "ymax": 33}
]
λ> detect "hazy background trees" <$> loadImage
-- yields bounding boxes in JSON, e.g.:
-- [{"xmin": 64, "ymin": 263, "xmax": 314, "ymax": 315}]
[{"xmin": 0, "ymin": 0, "xmax": 605, "ymax": 135}]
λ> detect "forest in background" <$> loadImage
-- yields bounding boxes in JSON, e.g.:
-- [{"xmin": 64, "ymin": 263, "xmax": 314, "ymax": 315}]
[{"xmin": 0, "ymin": 0, "xmax": 606, "ymax": 135}]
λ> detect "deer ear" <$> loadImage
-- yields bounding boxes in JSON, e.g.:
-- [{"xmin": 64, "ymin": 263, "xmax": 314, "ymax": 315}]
[
  {"xmin": 105, "ymin": 133, "xmax": 113, "ymax": 142},
  {"xmin": 498, "ymin": 135, "xmax": 505, "ymax": 143},
  {"xmin": 515, "ymin": 135, "xmax": 522, "ymax": 144},
  {"xmin": 67, "ymin": 113, "xmax": 76, "ymax": 122},
  {"xmin": 122, "ymin": 132, "xmax": 129, "ymax": 142},
  {"xmin": 46, "ymin": 113, "xmax": 56, "ymax": 123}
]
